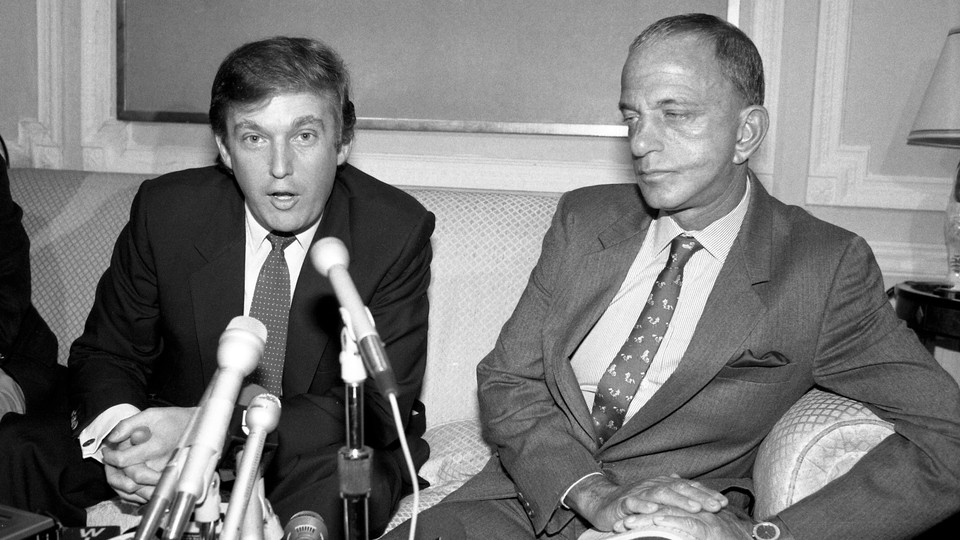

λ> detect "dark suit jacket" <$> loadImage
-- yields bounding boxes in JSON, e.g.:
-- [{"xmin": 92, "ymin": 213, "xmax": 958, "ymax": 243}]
[
  {"xmin": 0, "ymin": 159, "xmax": 61, "ymax": 414},
  {"xmin": 68, "ymin": 164, "xmax": 434, "ymax": 474},
  {"xmin": 456, "ymin": 174, "xmax": 960, "ymax": 539}
]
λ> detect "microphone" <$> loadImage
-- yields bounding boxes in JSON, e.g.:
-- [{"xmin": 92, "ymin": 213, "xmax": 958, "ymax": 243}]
[
  {"xmin": 163, "ymin": 316, "xmax": 267, "ymax": 540},
  {"xmin": 310, "ymin": 237, "xmax": 398, "ymax": 397},
  {"xmin": 283, "ymin": 511, "xmax": 327, "ymax": 540},
  {"xmin": 132, "ymin": 403, "xmax": 205, "ymax": 540},
  {"xmin": 221, "ymin": 393, "xmax": 282, "ymax": 540}
]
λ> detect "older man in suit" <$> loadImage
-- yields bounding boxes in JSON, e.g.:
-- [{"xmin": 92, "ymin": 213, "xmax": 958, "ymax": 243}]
[
  {"xmin": 386, "ymin": 13, "xmax": 960, "ymax": 540},
  {"xmin": 0, "ymin": 37, "xmax": 434, "ymax": 539}
]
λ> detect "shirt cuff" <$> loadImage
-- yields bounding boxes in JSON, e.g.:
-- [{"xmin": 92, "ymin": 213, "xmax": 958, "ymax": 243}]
[
  {"xmin": 0, "ymin": 367, "xmax": 26, "ymax": 418},
  {"xmin": 560, "ymin": 471, "xmax": 605, "ymax": 509},
  {"xmin": 79, "ymin": 403, "xmax": 141, "ymax": 461}
]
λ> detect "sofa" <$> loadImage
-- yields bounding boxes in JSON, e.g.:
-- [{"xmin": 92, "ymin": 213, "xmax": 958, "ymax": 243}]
[{"xmin": 8, "ymin": 167, "xmax": 895, "ymax": 535}]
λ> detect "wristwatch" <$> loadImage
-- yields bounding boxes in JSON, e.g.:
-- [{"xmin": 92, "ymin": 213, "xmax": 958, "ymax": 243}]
[{"xmin": 751, "ymin": 521, "xmax": 781, "ymax": 540}]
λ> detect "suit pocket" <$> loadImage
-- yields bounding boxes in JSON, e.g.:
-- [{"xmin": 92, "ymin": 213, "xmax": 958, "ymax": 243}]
[{"xmin": 715, "ymin": 351, "xmax": 797, "ymax": 384}]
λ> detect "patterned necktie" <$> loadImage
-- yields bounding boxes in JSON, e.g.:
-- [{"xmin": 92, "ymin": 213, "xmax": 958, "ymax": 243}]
[
  {"xmin": 248, "ymin": 233, "xmax": 296, "ymax": 395},
  {"xmin": 591, "ymin": 234, "xmax": 703, "ymax": 445}
]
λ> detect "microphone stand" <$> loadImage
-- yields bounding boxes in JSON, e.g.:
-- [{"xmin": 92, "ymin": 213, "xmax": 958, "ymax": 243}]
[{"xmin": 339, "ymin": 310, "xmax": 371, "ymax": 540}]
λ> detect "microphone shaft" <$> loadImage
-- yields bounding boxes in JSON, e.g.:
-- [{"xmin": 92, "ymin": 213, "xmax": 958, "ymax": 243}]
[
  {"xmin": 327, "ymin": 265, "xmax": 398, "ymax": 396},
  {"xmin": 133, "ymin": 387, "xmax": 210, "ymax": 540},
  {"xmin": 221, "ymin": 430, "xmax": 268, "ymax": 540},
  {"xmin": 326, "ymin": 266, "xmax": 376, "ymax": 340}
]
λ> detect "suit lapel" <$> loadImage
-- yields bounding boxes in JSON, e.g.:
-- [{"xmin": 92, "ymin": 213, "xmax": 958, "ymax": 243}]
[
  {"xmin": 602, "ymin": 175, "xmax": 775, "ymax": 451},
  {"xmin": 549, "ymin": 205, "xmax": 653, "ymax": 440},
  {"xmin": 190, "ymin": 192, "xmax": 246, "ymax": 384},
  {"xmin": 282, "ymin": 176, "xmax": 352, "ymax": 395}
]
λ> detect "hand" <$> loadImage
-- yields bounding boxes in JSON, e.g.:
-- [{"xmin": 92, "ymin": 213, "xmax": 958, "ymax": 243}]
[
  {"xmin": 566, "ymin": 473, "xmax": 728, "ymax": 532},
  {"xmin": 614, "ymin": 506, "xmax": 753, "ymax": 540},
  {"xmin": 101, "ymin": 406, "xmax": 196, "ymax": 503}
]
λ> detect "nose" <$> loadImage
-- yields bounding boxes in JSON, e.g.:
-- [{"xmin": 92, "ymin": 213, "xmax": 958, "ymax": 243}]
[
  {"xmin": 628, "ymin": 116, "xmax": 663, "ymax": 158},
  {"xmin": 270, "ymin": 141, "xmax": 293, "ymax": 179}
]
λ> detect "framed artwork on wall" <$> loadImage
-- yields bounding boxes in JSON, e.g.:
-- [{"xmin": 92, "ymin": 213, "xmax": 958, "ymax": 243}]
[{"xmin": 117, "ymin": 0, "xmax": 731, "ymax": 136}]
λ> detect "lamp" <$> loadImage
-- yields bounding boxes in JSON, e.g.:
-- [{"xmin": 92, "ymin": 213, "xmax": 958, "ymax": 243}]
[{"xmin": 908, "ymin": 27, "xmax": 960, "ymax": 289}]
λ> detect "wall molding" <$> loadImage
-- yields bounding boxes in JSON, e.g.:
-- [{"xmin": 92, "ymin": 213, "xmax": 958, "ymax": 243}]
[
  {"xmin": 15, "ymin": 0, "xmax": 63, "ymax": 168},
  {"xmin": 806, "ymin": 0, "xmax": 950, "ymax": 211},
  {"xmin": 742, "ymin": 0, "xmax": 784, "ymax": 180}
]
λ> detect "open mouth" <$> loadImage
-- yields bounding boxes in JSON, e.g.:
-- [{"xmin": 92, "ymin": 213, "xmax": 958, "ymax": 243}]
[{"xmin": 269, "ymin": 192, "xmax": 297, "ymax": 208}]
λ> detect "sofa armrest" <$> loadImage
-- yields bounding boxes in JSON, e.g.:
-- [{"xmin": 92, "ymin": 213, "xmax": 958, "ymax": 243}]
[{"xmin": 753, "ymin": 389, "xmax": 894, "ymax": 519}]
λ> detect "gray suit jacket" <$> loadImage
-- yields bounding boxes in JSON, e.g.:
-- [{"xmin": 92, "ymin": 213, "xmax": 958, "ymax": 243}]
[{"xmin": 454, "ymin": 174, "xmax": 960, "ymax": 539}]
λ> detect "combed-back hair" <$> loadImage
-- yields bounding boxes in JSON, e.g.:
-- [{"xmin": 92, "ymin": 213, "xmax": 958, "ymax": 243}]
[
  {"xmin": 630, "ymin": 13, "xmax": 764, "ymax": 106},
  {"xmin": 209, "ymin": 36, "xmax": 356, "ymax": 148}
]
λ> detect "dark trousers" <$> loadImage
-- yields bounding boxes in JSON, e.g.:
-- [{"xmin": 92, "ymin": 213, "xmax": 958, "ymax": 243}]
[{"xmin": 0, "ymin": 410, "xmax": 114, "ymax": 526}]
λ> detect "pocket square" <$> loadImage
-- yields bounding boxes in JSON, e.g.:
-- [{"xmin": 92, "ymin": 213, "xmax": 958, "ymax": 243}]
[{"xmin": 727, "ymin": 350, "xmax": 791, "ymax": 368}]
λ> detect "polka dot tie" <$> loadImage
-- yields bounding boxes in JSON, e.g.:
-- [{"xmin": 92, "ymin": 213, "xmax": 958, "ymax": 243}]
[
  {"xmin": 591, "ymin": 234, "xmax": 703, "ymax": 446},
  {"xmin": 248, "ymin": 233, "xmax": 295, "ymax": 396}
]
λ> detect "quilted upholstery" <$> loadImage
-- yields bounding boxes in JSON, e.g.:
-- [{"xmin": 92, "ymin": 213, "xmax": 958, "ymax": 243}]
[
  {"xmin": 402, "ymin": 188, "xmax": 559, "ymax": 427},
  {"xmin": 7, "ymin": 168, "xmax": 895, "ymax": 533},
  {"xmin": 754, "ymin": 388, "xmax": 894, "ymax": 518},
  {"xmin": 10, "ymin": 168, "xmax": 148, "ymax": 365},
  {"xmin": 385, "ymin": 418, "xmax": 494, "ymax": 531}
]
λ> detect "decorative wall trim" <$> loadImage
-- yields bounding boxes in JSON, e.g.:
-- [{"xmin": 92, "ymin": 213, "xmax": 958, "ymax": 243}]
[
  {"xmin": 806, "ymin": 0, "xmax": 949, "ymax": 211},
  {"xmin": 743, "ymin": 0, "xmax": 784, "ymax": 180},
  {"xmin": 16, "ymin": 0, "xmax": 63, "ymax": 168}
]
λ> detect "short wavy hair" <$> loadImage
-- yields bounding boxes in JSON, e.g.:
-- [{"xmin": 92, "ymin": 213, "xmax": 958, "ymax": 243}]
[
  {"xmin": 209, "ymin": 36, "xmax": 356, "ymax": 149},
  {"xmin": 630, "ymin": 13, "xmax": 764, "ymax": 107}
]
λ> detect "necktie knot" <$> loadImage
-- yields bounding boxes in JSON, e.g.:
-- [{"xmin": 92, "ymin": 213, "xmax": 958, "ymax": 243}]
[
  {"xmin": 267, "ymin": 233, "xmax": 296, "ymax": 252},
  {"xmin": 668, "ymin": 234, "xmax": 702, "ymax": 269}
]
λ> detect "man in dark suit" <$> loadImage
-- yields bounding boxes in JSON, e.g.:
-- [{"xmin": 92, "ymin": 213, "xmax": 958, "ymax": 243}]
[
  {"xmin": 0, "ymin": 37, "xmax": 434, "ymax": 539},
  {"xmin": 0, "ymin": 137, "xmax": 61, "ymax": 421},
  {"xmin": 386, "ymin": 13, "xmax": 960, "ymax": 540}
]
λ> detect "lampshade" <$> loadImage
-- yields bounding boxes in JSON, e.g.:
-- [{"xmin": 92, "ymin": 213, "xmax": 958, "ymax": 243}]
[{"xmin": 908, "ymin": 27, "xmax": 960, "ymax": 149}]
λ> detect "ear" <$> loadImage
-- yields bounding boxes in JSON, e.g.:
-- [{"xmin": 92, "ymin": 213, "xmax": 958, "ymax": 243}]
[
  {"xmin": 215, "ymin": 135, "xmax": 234, "ymax": 170},
  {"xmin": 336, "ymin": 138, "xmax": 353, "ymax": 166},
  {"xmin": 733, "ymin": 105, "xmax": 769, "ymax": 165}
]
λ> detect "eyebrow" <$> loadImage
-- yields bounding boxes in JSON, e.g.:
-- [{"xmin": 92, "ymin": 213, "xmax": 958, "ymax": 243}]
[
  {"xmin": 619, "ymin": 97, "xmax": 694, "ymax": 111},
  {"xmin": 232, "ymin": 115, "xmax": 326, "ymax": 133}
]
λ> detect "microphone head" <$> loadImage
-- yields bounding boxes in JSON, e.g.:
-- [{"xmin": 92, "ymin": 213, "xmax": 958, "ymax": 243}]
[
  {"xmin": 218, "ymin": 316, "xmax": 267, "ymax": 375},
  {"xmin": 283, "ymin": 511, "xmax": 327, "ymax": 540},
  {"xmin": 310, "ymin": 237, "xmax": 349, "ymax": 277},
  {"xmin": 245, "ymin": 393, "xmax": 281, "ymax": 433}
]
